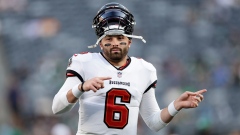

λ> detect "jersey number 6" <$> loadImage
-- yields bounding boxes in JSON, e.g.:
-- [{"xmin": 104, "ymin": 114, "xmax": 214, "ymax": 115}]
[{"xmin": 104, "ymin": 88, "xmax": 131, "ymax": 129}]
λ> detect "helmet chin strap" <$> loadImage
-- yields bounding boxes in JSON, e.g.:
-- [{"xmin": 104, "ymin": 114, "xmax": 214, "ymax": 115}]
[{"xmin": 88, "ymin": 30, "xmax": 146, "ymax": 48}]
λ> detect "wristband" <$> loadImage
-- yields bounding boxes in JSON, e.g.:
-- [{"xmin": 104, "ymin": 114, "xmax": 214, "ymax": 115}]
[
  {"xmin": 72, "ymin": 83, "xmax": 84, "ymax": 98},
  {"xmin": 168, "ymin": 100, "xmax": 179, "ymax": 116}
]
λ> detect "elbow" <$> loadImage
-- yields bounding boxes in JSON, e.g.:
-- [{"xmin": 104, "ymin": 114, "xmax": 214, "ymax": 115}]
[
  {"xmin": 52, "ymin": 102, "xmax": 61, "ymax": 115},
  {"xmin": 52, "ymin": 97, "xmax": 75, "ymax": 115},
  {"xmin": 145, "ymin": 111, "xmax": 168, "ymax": 132},
  {"xmin": 52, "ymin": 106, "xmax": 59, "ymax": 115},
  {"xmin": 147, "ymin": 122, "xmax": 166, "ymax": 132},
  {"xmin": 52, "ymin": 92, "xmax": 75, "ymax": 115},
  {"xmin": 52, "ymin": 97, "xmax": 65, "ymax": 115},
  {"xmin": 52, "ymin": 104, "xmax": 73, "ymax": 115},
  {"xmin": 151, "ymin": 125, "xmax": 165, "ymax": 132}
]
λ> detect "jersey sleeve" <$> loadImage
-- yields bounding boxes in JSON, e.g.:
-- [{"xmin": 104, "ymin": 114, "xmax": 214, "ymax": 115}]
[
  {"xmin": 139, "ymin": 88, "xmax": 168, "ymax": 131},
  {"xmin": 138, "ymin": 58, "xmax": 168, "ymax": 131},
  {"xmin": 141, "ymin": 59, "xmax": 158, "ymax": 93},
  {"xmin": 66, "ymin": 54, "xmax": 85, "ymax": 83}
]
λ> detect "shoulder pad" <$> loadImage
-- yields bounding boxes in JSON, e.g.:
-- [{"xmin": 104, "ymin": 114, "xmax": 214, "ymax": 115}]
[
  {"xmin": 71, "ymin": 52, "xmax": 94, "ymax": 63},
  {"xmin": 132, "ymin": 57, "xmax": 156, "ymax": 72}
]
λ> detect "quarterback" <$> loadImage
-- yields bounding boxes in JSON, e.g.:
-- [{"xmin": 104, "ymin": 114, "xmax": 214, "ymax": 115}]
[{"xmin": 52, "ymin": 2, "xmax": 207, "ymax": 135}]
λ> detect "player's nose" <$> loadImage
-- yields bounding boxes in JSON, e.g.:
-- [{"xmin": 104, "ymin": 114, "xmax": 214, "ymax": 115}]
[{"xmin": 111, "ymin": 38, "xmax": 119, "ymax": 46}]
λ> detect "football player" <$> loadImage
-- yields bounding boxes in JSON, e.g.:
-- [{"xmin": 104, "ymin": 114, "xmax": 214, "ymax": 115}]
[{"xmin": 52, "ymin": 2, "xmax": 207, "ymax": 135}]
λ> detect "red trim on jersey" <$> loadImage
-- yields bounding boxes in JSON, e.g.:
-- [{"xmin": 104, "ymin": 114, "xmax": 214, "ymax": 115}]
[
  {"xmin": 119, "ymin": 58, "xmax": 130, "ymax": 70},
  {"xmin": 66, "ymin": 73, "xmax": 75, "ymax": 76},
  {"xmin": 74, "ymin": 54, "xmax": 78, "ymax": 56},
  {"xmin": 80, "ymin": 52, "xmax": 89, "ymax": 54},
  {"xmin": 66, "ymin": 70, "xmax": 84, "ymax": 83}
]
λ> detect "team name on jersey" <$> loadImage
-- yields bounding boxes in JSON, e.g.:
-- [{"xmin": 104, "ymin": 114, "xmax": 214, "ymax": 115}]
[{"xmin": 109, "ymin": 80, "xmax": 130, "ymax": 86}]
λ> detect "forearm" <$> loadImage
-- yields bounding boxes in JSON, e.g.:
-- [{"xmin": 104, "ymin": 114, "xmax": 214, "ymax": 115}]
[
  {"xmin": 161, "ymin": 100, "xmax": 180, "ymax": 123},
  {"xmin": 52, "ymin": 77, "xmax": 83, "ymax": 114},
  {"xmin": 144, "ymin": 101, "xmax": 179, "ymax": 131},
  {"xmin": 140, "ymin": 89, "xmax": 182, "ymax": 131},
  {"xmin": 52, "ymin": 91, "xmax": 76, "ymax": 114},
  {"xmin": 160, "ymin": 107, "xmax": 174, "ymax": 123},
  {"xmin": 140, "ymin": 88, "xmax": 168, "ymax": 131}
]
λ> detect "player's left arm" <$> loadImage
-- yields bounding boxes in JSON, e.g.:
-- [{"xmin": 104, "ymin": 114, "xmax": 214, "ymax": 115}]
[
  {"xmin": 139, "ymin": 61, "xmax": 168, "ymax": 131},
  {"xmin": 140, "ymin": 88, "xmax": 207, "ymax": 132},
  {"xmin": 161, "ymin": 89, "xmax": 207, "ymax": 123},
  {"xmin": 140, "ymin": 60, "xmax": 207, "ymax": 131},
  {"xmin": 139, "ymin": 87, "xmax": 167, "ymax": 131}
]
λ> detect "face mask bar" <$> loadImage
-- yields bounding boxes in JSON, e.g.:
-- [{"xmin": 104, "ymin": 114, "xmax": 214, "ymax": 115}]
[{"xmin": 88, "ymin": 29, "xmax": 146, "ymax": 48}]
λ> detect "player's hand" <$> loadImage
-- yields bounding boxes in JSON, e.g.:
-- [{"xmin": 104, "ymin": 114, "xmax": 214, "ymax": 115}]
[
  {"xmin": 174, "ymin": 89, "xmax": 207, "ymax": 111},
  {"xmin": 80, "ymin": 77, "xmax": 112, "ymax": 92}
]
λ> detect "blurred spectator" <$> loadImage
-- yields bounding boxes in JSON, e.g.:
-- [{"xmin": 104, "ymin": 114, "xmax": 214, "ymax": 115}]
[
  {"xmin": 22, "ymin": 17, "xmax": 61, "ymax": 39},
  {"xmin": 0, "ymin": 0, "xmax": 27, "ymax": 12},
  {"xmin": 32, "ymin": 116, "xmax": 51, "ymax": 135},
  {"xmin": 228, "ymin": 130, "xmax": 240, "ymax": 135},
  {"xmin": 161, "ymin": 56, "xmax": 187, "ymax": 88},
  {"xmin": 0, "ymin": 123, "xmax": 23, "ymax": 135},
  {"xmin": 231, "ymin": 60, "xmax": 240, "ymax": 87},
  {"xmin": 191, "ymin": 55, "xmax": 210, "ymax": 88},
  {"xmin": 7, "ymin": 78, "xmax": 21, "ymax": 116},
  {"xmin": 51, "ymin": 123, "xmax": 71, "ymax": 135},
  {"xmin": 0, "ymin": 20, "xmax": 2, "ymax": 35},
  {"xmin": 215, "ymin": 0, "xmax": 236, "ymax": 9},
  {"xmin": 211, "ymin": 61, "xmax": 230, "ymax": 88},
  {"xmin": 6, "ymin": 76, "xmax": 24, "ymax": 131}
]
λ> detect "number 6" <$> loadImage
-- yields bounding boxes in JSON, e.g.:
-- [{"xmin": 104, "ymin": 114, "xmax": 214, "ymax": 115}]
[{"xmin": 104, "ymin": 88, "xmax": 131, "ymax": 129}]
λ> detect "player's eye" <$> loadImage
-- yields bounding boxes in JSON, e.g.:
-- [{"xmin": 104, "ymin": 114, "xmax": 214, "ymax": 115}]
[
  {"xmin": 105, "ymin": 37, "xmax": 111, "ymax": 41},
  {"xmin": 118, "ymin": 36, "xmax": 124, "ymax": 40}
]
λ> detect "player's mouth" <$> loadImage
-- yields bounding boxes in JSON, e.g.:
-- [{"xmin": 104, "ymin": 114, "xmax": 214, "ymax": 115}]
[{"xmin": 111, "ymin": 48, "xmax": 121, "ymax": 53}]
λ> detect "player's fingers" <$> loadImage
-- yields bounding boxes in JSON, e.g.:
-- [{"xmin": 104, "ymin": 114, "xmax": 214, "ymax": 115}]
[
  {"xmin": 194, "ymin": 96, "xmax": 201, "ymax": 102},
  {"xmin": 101, "ymin": 83, "xmax": 104, "ymax": 88},
  {"xmin": 96, "ymin": 77, "xmax": 110, "ymax": 88},
  {"xmin": 99, "ymin": 77, "xmax": 112, "ymax": 81},
  {"xmin": 95, "ymin": 79, "xmax": 105, "ymax": 88},
  {"xmin": 185, "ymin": 91, "xmax": 197, "ymax": 96},
  {"xmin": 185, "ymin": 89, "xmax": 207, "ymax": 96},
  {"xmin": 196, "ymin": 94, "xmax": 204, "ymax": 101},
  {"xmin": 96, "ymin": 79, "xmax": 104, "ymax": 85},
  {"xmin": 93, "ymin": 82, "xmax": 101, "ymax": 90},
  {"xmin": 196, "ymin": 89, "xmax": 207, "ymax": 94},
  {"xmin": 191, "ymin": 101, "xmax": 199, "ymax": 108},
  {"xmin": 90, "ymin": 86, "xmax": 98, "ymax": 92}
]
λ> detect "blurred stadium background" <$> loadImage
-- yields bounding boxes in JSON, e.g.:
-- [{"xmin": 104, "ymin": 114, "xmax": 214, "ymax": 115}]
[{"xmin": 0, "ymin": 0, "xmax": 240, "ymax": 135}]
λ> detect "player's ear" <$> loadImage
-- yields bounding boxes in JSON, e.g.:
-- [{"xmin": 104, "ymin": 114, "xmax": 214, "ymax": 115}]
[
  {"xmin": 128, "ymin": 39, "xmax": 132, "ymax": 48},
  {"xmin": 99, "ymin": 41, "xmax": 103, "ymax": 50}
]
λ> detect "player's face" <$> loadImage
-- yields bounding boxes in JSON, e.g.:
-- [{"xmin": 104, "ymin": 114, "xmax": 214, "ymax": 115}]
[{"xmin": 100, "ymin": 35, "xmax": 131, "ymax": 63}]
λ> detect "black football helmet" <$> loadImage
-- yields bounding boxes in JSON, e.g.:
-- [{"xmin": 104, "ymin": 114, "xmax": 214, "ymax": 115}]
[
  {"xmin": 89, "ymin": 2, "xmax": 146, "ymax": 48},
  {"xmin": 93, "ymin": 2, "xmax": 135, "ymax": 37}
]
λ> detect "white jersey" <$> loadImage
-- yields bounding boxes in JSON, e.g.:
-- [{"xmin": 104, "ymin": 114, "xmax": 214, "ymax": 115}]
[{"xmin": 53, "ymin": 52, "xmax": 166, "ymax": 135}]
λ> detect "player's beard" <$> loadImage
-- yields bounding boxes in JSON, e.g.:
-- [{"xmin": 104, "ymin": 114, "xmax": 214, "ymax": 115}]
[{"xmin": 104, "ymin": 47, "xmax": 128, "ymax": 62}]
